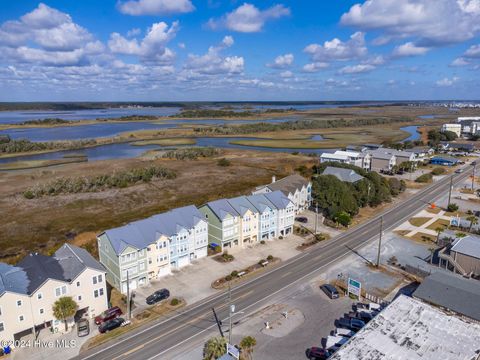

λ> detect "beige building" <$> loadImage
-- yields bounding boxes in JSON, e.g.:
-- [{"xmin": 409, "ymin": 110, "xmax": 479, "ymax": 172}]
[
  {"xmin": 0, "ymin": 244, "xmax": 107, "ymax": 343},
  {"xmin": 441, "ymin": 123, "xmax": 462, "ymax": 137},
  {"xmin": 147, "ymin": 234, "xmax": 171, "ymax": 280}
]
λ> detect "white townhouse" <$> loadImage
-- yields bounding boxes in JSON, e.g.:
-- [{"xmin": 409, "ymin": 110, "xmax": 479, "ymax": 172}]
[
  {"xmin": 262, "ymin": 191, "xmax": 295, "ymax": 237},
  {"xmin": 98, "ymin": 205, "xmax": 208, "ymax": 294},
  {"xmin": 321, "ymin": 150, "xmax": 371, "ymax": 170},
  {"xmin": 0, "ymin": 244, "xmax": 108, "ymax": 343},
  {"xmin": 253, "ymin": 174, "xmax": 312, "ymax": 214}
]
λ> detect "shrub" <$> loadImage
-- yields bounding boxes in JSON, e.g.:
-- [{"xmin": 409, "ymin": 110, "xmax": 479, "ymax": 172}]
[
  {"xmin": 267, "ymin": 255, "xmax": 274, "ymax": 261},
  {"xmin": 431, "ymin": 167, "xmax": 446, "ymax": 176},
  {"xmin": 231, "ymin": 270, "xmax": 238, "ymax": 278},
  {"xmin": 334, "ymin": 211, "xmax": 352, "ymax": 227},
  {"xmin": 170, "ymin": 298, "xmax": 180, "ymax": 306},
  {"xmin": 278, "ymin": 236, "xmax": 283, "ymax": 240},
  {"xmin": 217, "ymin": 158, "xmax": 231, "ymax": 167},
  {"xmin": 260, "ymin": 240, "xmax": 266, "ymax": 245},
  {"xmin": 225, "ymin": 275, "xmax": 232, "ymax": 281},
  {"xmin": 258, "ymin": 259, "xmax": 265, "ymax": 265},
  {"xmin": 415, "ymin": 173, "xmax": 433, "ymax": 183},
  {"xmin": 447, "ymin": 203, "xmax": 459, "ymax": 212}
]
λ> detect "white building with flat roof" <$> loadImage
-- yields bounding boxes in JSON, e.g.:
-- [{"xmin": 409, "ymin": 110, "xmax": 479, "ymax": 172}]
[{"xmin": 441, "ymin": 123, "xmax": 462, "ymax": 137}]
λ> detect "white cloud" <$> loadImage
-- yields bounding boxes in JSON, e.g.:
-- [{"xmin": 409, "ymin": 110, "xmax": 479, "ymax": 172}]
[
  {"xmin": 117, "ymin": 0, "xmax": 194, "ymax": 16},
  {"xmin": 127, "ymin": 28, "xmax": 141, "ymax": 37},
  {"xmin": 207, "ymin": 3, "xmax": 290, "ymax": 33},
  {"xmin": 450, "ymin": 57, "xmax": 470, "ymax": 66},
  {"xmin": 464, "ymin": 44, "xmax": 480, "ymax": 58},
  {"xmin": 267, "ymin": 53, "xmax": 294, "ymax": 69},
  {"xmin": 183, "ymin": 36, "xmax": 244, "ymax": 75},
  {"xmin": 341, "ymin": 0, "xmax": 480, "ymax": 46},
  {"xmin": 280, "ymin": 70, "xmax": 293, "ymax": 78},
  {"xmin": 20, "ymin": 3, "xmax": 70, "ymax": 29},
  {"xmin": 108, "ymin": 21, "xmax": 179, "ymax": 63},
  {"xmin": 392, "ymin": 42, "xmax": 430, "ymax": 57},
  {"xmin": 339, "ymin": 64, "xmax": 375, "ymax": 74},
  {"xmin": 436, "ymin": 76, "xmax": 459, "ymax": 86},
  {"xmin": 304, "ymin": 32, "xmax": 367, "ymax": 62},
  {"xmin": 302, "ymin": 62, "xmax": 329, "ymax": 73}
]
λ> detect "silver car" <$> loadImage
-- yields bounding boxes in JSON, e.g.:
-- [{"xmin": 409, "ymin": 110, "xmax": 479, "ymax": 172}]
[{"xmin": 77, "ymin": 318, "xmax": 90, "ymax": 337}]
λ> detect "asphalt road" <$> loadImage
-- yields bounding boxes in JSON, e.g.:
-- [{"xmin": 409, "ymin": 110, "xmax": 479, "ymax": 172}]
[{"xmin": 76, "ymin": 168, "xmax": 473, "ymax": 360}]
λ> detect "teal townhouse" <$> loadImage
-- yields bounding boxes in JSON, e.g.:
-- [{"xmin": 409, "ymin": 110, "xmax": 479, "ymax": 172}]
[{"xmin": 97, "ymin": 205, "xmax": 208, "ymax": 294}]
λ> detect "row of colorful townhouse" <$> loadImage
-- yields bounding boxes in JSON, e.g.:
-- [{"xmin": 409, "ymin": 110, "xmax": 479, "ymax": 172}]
[{"xmin": 98, "ymin": 174, "xmax": 312, "ymax": 294}]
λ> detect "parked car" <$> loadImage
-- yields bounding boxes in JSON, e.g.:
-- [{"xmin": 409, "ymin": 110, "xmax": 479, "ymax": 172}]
[
  {"xmin": 94, "ymin": 306, "xmax": 123, "ymax": 325},
  {"xmin": 146, "ymin": 288, "xmax": 170, "ymax": 305},
  {"xmin": 98, "ymin": 317, "xmax": 125, "ymax": 334},
  {"xmin": 334, "ymin": 328, "xmax": 355, "ymax": 338},
  {"xmin": 471, "ymin": 161, "xmax": 477, "ymax": 166},
  {"xmin": 77, "ymin": 318, "xmax": 90, "ymax": 337},
  {"xmin": 320, "ymin": 284, "xmax": 339, "ymax": 299},
  {"xmin": 455, "ymin": 168, "xmax": 464, "ymax": 173},
  {"xmin": 306, "ymin": 347, "xmax": 331, "ymax": 360},
  {"xmin": 354, "ymin": 311, "xmax": 375, "ymax": 323},
  {"xmin": 337, "ymin": 317, "xmax": 365, "ymax": 332},
  {"xmin": 325, "ymin": 335, "xmax": 349, "ymax": 352},
  {"xmin": 295, "ymin": 216, "xmax": 308, "ymax": 223},
  {"xmin": 209, "ymin": 243, "xmax": 220, "ymax": 251}
]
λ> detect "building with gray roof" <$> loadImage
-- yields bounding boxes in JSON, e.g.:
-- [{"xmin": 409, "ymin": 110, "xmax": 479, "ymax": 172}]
[
  {"xmin": 322, "ymin": 166, "xmax": 364, "ymax": 183},
  {"xmin": 413, "ymin": 271, "xmax": 480, "ymax": 322}
]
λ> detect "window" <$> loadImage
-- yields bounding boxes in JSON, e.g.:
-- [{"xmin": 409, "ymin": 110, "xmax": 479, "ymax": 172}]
[
  {"xmin": 93, "ymin": 276, "xmax": 97, "ymax": 285},
  {"xmin": 139, "ymin": 262, "xmax": 145, "ymax": 271},
  {"xmin": 99, "ymin": 288, "xmax": 104, "ymax": 296},
  {"xmin": 77, "ymin": 295, "xmax": 82, "ymax": 301},
  {"xmin": 76, "ymin": 281, "xmax": 80, "ymax": 287},
  {"xmin": 55, "ymin": 286, "xmax": 67, "ymax": 297},
  {"xmin": 19, "ymin": 315, "xmax": 24, "ymax": 322},
  {"xmin": 39, "ymin": 309, "xmax": 44, "ymax": 315},
  {"xmin": 0, "ymin": 323, "xmax": 4, "ymax": 332},
  {"xmin": 98, "ymin": 274, "xmax": 103, "ymax": 283},
  {"xmin": 37, "ymin": 293, "xmax": 43, "ymax": 300},
  {"xmin": 94, "ymin": 290, "xmax": 98, "ymax": 298},
  {"xmin": 16, "ymin": 300, "xmax": 22, "ymax": 307}
]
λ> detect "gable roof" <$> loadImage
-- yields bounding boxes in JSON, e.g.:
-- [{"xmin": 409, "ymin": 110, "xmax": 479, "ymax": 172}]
[
  {"xmin": 368, "ymin": 150, "xmax": 396, "ymax": 160},
  {"xmin": 101, "ymin": 205, "xmax": 205, "ymax": 255},
  {"xmin": 263, "ymin": 190, "xmax": 294, "ymax": 210},
  {"xmin": 246, "ymin": 193, "xmax": 276, "ymax": 213},
  {"xmin": 413, "ymin": 271, "xmax": 480, "ymax": 321},
  {"xmin": 205, "ymin": 199, "xmax": 239, "ymax": 221},
  {"xmin": 227, "ymin": 196, "xmax": 258, "ymax": 216},
  {"xmin": 266, "ymin": 174, "xmax": 310, "ymax": 196},
  {"xmin": 322, "ymin": 166, "xmax": 364, "ymax": 183},
  {"xmin": 55, "ymin": 243, "xmax": 105, "ymax": 277},
  {"xmin": 451, "ymin": 234, "xmax": 480, "ymax": 259},
  {"xmin": 0, "ymin": 263, "xmax": 29, "ymax": 296}
]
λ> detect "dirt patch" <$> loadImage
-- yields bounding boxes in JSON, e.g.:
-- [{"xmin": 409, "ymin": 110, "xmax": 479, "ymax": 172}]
[{"xmin": 409, "ymin": 232, "xmax": 436, "ymax": 243}]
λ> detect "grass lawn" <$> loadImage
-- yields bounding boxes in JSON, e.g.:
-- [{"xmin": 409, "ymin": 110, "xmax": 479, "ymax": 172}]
[
  {"xmin": 131, "ymin": 138, "xmax": 196, "ymax": 146},
  {"xmin": 409, "ymin": 232, "xmax": 436, "ymax": 243},
  {"xmin": 426, "ymin": 218, "xmax": 451, "ymax": 231},
  {"xmin": 426, "ymin": 207, "xmax": 442, "ymax": 214},
  {"xmin": 408, "ymin": 217, "xmax": 432, "ymax": 227}
]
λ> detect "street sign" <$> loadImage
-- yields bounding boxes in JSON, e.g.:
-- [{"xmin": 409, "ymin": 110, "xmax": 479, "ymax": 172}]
[
  {"xmin": 348, "ymin": 278, "xmax": 361, "ymax": 299},
  {"xmin": 227, "ymin": 343, "xmax": 240, "ymax": 359}
]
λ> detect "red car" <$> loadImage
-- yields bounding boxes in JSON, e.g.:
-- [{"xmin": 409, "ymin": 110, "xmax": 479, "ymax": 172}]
[
  {"xmin": 306, "ymin": 347, "xmax": 331, "ymax": 360},
  {"xmin": 94, "ymin": 306, "xmax": 123, "ymax": 325}
]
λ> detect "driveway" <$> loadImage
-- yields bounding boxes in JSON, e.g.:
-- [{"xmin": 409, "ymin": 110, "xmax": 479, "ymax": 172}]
[{"xmin": 133, "ymin": 234, "xmax": 305, "ymax": 313}]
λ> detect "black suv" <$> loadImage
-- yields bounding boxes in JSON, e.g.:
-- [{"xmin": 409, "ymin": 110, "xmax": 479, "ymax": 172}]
[
  {"xmin": 99, "ymin": 317, "xmax": 124, "ymax": 333},
  {"xmin": 146, "ymin": 288, "xmax": 170, "ymax": 305},
  {"xmin": 320, "ymin": 284, "xmax": 339, "ymax": 299}
]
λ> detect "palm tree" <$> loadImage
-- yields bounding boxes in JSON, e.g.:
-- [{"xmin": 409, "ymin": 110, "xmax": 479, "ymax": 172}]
[
  {"xmin": 435, "ymin": 227, "xmax": 444, "ymax": 244},
  {"xmin": 52, "ymin": 296, "xmax": 78, "ymax": 332},
  {"xmin": 240, "ymin": 336, "xmax": 257, "ymax": 360},
  {"xmin": 203, "ymin": 337, "xmax": 227, "ymax": 360},
  {"xmin": 428, "ymin": 247, "xmax": 436, "ymax": 264},
  {"xmin": 467, "ymin": 215, "xmax": 478, "ymax": 232}
]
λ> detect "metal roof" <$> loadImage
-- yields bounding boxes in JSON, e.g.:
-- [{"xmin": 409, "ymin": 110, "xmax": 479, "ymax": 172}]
[
  {"xmin": 205, "ymin": 199, "xmax": 240, "ymax": 221},
  {"xmin": 413, "ymin": 271, "xmax": 480, "ymax": 321},
  {"xmin": 451, "ymin": 234, "xmax": 480, "ymax": 259},
  {"xmin": 102, "ymin": 205, "xmax": 205, "ymax": 255},
  {"xmin": 0, "ymin": 263, "xmax": 29, "ymax": 296},
  {"xmin": 246, "ymin": 193, "xmax": 276, "ymax": 213},
  {"xmin": 322, "ymin": 166, "xmax": 364, "ymax": 183},
  {"xmin": 227, "ymin": 196, "xmax": 258, "ymax": 216},
  {"xmin": 266, "ymin": 174, "xmax": 310, "ymax": 196},
  {"xmin": 321, "ymin": 153, "xmax": 349, "ymax": 160},
  {"xmin": 263, "ymin": 190, "xmax": 294, "ymax": 210}
]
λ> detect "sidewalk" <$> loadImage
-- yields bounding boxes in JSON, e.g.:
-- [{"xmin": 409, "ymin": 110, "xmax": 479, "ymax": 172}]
[{"xmin": 394, "ymin": 209, "xmax": 451, "ymax": 237}]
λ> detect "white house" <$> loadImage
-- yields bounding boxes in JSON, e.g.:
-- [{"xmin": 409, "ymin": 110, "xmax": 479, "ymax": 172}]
[
  {"xmin": 441, "ymin": 123, "xmax": 462, "ymax": 137},
  {"xmin": 0, "ymin": 244, "xmax": 108, "ymax": 343}
]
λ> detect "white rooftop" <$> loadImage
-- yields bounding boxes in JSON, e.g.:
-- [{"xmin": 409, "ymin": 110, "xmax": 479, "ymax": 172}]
[
  {"xmin": 451, "ymin": 234, "xmax": 480, "ymax": 259},
  {"xmin": 334, "ymin": 150, "xmax": 361, "ymax": 158},
  {"xmin": 330, "ymin": 295, "xmax": 480, "ymax": 360},
  {"xmin": 320, "ymin": 153, "xmax": 349, "ymax": 160}
]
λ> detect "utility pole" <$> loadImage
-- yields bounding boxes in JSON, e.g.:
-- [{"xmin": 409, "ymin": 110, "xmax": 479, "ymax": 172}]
[
  {"xmin": 448, "ymin": 175, "xmax": 453, "ymax": 207},
  {"xmin": 126, "ymin": 272, "xmax": 131, "ymax": 320},
  {"xmin": 376, "ymin": 216, "xmax": 383, "ymax": 267},
  {"xmin": 314, "ymin": 202, "xmax": 318, "ymax": 235},
  {"xmin": 472, "ymin": 162, "xmax": 476, "ymax": 191}
]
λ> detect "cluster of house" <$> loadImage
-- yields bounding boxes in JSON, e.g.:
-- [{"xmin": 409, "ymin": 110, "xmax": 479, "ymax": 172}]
[
  {"xmin": 0, "ymin": 244, "xmax": 108, "ymax": 343},
  {"xmin": 319, "ymin": 144, "xmax": 433, "ymax": 173},
  {"xmin": 441, "ymin": 116, "xmax": 480, "ymax": 137},
  {"xmin": 98, "ymin": 174, "xmax": 311, "ymax": 294}
]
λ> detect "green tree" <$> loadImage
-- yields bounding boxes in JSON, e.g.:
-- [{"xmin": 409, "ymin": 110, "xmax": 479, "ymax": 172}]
[
  {"xmin": 240, "ymin": 336, "xmax": 257, "ymax": 360},
  {"xmin": 447, "ymin": 203, "xmax": 459, "ymax": 212},
  {"xmin": 52, "ymin": 296, "xmax": 78, "ymax": 332},
  {"xmin": 435, "ymin": 227, "xmax": 444, "ymax": 244},
  {"xmin": 203, "ymin": 337, "xmax": 227, "ymax": 360},
  {"xmin": 334, "ymin": 211, "xmax": 352, "ymax": 227},
  {"xmin": 467, "ymin": 215, "xmax": 478, "ymax": 232}
]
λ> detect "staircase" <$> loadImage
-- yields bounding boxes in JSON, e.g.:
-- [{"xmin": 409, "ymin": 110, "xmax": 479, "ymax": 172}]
[{"xmin": 438, "ymin": 247, "xmax": 467, "ymax": 275}]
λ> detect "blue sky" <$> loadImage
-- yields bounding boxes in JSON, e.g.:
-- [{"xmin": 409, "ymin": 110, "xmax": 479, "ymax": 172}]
[{"xmin": 0, "ymin": 0, "xmax": 479, "ymax": 101}]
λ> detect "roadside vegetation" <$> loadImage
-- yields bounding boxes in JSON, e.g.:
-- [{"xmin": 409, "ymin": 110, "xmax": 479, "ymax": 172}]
[
  {"xmin": 312, "ymin": 162, "xmax": 406, "ymax": 226},
  {"xmin": 415, "ymin": 173, "xmax": 433, "ymax": 183},
  {"xmin": 23, "ymin": 166, "xmax": 176, "ymax": 198}
]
